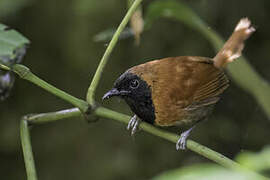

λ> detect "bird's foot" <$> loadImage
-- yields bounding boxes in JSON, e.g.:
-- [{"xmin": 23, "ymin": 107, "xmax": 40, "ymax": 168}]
[
  {"xmin": 176, "ymin": 126, "xmax": 195, "ymax": 150},
  {"xmin": 127, "ymin": 115, "xmax": 141, "ymax": 136}
]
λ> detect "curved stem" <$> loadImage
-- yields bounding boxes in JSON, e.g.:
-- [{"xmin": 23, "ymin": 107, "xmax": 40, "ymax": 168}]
[
  {"xmin": 86, "ymin": 0, "xmax": 143, "ymax": 105},
  {"xmin": 20, "ymin": 119, "xmax": 37, "ymax": 180},
  {"xmin": 12, "ymin": 64, "xmax": 89, "ymax": 113}
]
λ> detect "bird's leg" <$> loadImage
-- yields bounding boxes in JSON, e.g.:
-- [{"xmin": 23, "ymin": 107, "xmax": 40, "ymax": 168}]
[
  {"xmin": 176, "ymin": 125, "xmax": 196, "ymax": 150},
  {"xmin": 127, "ymin": 115, "xmax": 141, "ymax": 136}
]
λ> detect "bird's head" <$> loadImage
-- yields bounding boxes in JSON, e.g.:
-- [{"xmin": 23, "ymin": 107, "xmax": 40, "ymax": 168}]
[
  {"xmin": 102, "ymin": 70, "xmax": 155, "ymax": 123},
  {"xmin": 103, "ymin": 71, "xmax": 150, "ymax": 101}
]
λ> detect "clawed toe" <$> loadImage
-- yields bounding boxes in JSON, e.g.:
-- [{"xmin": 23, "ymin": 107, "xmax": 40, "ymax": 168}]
[
  {"xmin": 127, "ymin": 115, "xmax": 141, "ymax": 136},
  {"xmin": 176, "ymin": 126, "xmax": 195, "ymax": 150},
  {"xmin": 176, "ymin": 133, "xmax": 188, "ymax": 150}
]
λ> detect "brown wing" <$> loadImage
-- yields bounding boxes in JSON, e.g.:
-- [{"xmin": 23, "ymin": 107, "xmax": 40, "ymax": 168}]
[{"xmin": 130, "ymin": 56, "xmax": 229, "ymax": 126}]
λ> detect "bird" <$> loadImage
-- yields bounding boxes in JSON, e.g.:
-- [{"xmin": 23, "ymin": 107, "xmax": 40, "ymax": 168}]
[{"xmin": 102, "ymin": 18, "xmax": 255, "ymax": 150}]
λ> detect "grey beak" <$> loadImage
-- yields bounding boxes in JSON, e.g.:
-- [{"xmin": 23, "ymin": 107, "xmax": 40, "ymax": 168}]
[{"xmin": 102, "ymin": 88, "xmax": 121, "ymax": 100}]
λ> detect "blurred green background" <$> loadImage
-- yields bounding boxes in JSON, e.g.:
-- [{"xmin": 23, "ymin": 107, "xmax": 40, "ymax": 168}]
[{"xmin": 0, "ymin": 0, "xmax": 270, "ymax": 179}]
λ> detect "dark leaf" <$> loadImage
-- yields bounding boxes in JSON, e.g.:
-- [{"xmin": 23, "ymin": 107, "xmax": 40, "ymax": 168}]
[
  {"xmin": 0, "ymin": 71, "xmax": 14, "ymax": 101},
  {"xmin": 0, "ymin": 23, "xmax": 29, "ymax": 66},
  {"xmin": 0, "ymin": 23, "xmax": 29, "ymax": 100}
]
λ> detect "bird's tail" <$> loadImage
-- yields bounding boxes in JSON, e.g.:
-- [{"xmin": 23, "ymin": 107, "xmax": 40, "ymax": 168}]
[{"xmin": 213, "ymin": 18, "xmax": 255, "ymax": 68}]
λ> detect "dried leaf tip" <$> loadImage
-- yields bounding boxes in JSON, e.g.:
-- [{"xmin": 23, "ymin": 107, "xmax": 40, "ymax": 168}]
[
  {"xmin": 234, "ymin": 18, "xmax": 256, "ymax": 34},
  {"xmin": 213, "ymin": 18, "xmax": 255, "ymax": 68}
]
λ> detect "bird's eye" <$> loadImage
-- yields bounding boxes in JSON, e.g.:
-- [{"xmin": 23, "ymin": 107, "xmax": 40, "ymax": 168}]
[{"xmin": 130, "ymin": 79, "xmax": 139, "ymax": 89}]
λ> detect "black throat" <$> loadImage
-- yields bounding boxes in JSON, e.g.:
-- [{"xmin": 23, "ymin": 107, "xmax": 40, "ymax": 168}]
[{"xmin": 120, "ymin": 73, "xmax": 155, "ymax": 124}]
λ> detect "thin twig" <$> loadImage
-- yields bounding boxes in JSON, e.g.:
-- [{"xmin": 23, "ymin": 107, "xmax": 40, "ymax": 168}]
[
  {"xmin": 86, "ymin": 0, "xmax": 143, "ymax": 105},
  {"xmin": 26, "ymin": 108, "xmax": 81, "ymax": 125}
]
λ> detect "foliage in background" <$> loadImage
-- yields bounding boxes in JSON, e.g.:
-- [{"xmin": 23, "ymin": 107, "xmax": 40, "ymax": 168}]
[
  {"xmin": 153, "ymin": 146, "xmax": 270, "ymax": 180},
  {"xmin": 237, "ymin": 146, "xmax": 270, "ymax": 173},
  {"xmin": 0, "ymin": 24, "xmax": 29, "ymax": 66},
  {"xmin": 0, "ymin": 0, "xmax": 32, "ymax": 17},
  {"xmin": 153, "ymin": 164, "xmax": 250, "ymax": 180}
]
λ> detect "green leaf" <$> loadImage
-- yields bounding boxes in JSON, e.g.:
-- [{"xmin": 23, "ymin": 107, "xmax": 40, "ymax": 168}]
[
  {"xmin": 152, "ymin": 163, "xmax": 253, "ymax": 180},
  {"xmin": 0, "ymin": 23, "xmax": 29, "ymax": 66},
  {"xmin": 152, "ymin": 147, "xmax": 270, "ymax": 180},
  {"xmin": 0, "ymin": 72, "xmax": 14, "ymax": 101},
  {"xmin": 236, "ymin": 146, "xmax": 270, "ymax": 172},
  {"xmin": 0, "ymin": 23, "xmax": 30, "ymax": 100}
]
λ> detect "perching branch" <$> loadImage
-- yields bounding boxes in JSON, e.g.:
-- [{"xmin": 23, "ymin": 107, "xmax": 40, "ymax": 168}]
[{"xmin": 19, "ymin": 105, "xmax": 269, "ymax": 179}]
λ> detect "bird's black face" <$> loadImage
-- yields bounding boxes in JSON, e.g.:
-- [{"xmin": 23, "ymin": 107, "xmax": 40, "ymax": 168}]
[{"xmin": 103, "ymin": 71, "xmax": 155, "ymax": 124}]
